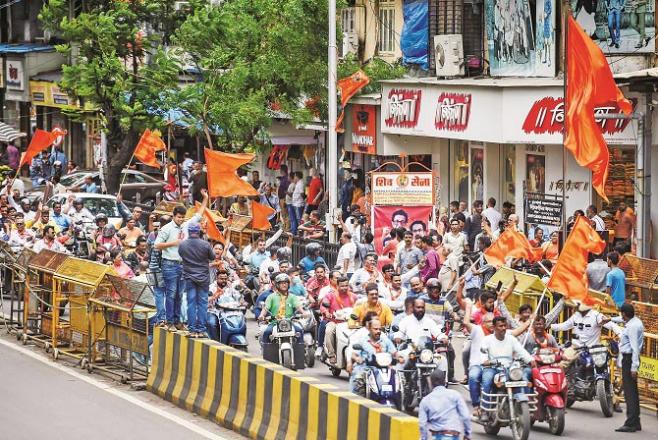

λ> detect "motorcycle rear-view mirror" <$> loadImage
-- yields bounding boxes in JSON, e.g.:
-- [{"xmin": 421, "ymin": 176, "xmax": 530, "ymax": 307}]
[
  {"xmin": 391, "ymin": 325, "xmax": 399, "ymax": 333},
  {"xmin": 352, "ymin": 344, "xmax": 363, "ymax": 351}
]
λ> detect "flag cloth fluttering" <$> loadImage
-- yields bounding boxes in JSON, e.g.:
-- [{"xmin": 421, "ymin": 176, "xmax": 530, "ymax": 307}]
[
  {"xmin": 204, "ymin": 148, "xmax": 259, "ymax": 198},
  {"xmin": 484, "ymin": 229, "xmax": 543, "ymax": 267},
  {"xmin": 195, "ymin": 201, "xmax": 225, "ymax": 244},
  {"xmin": 19, "ymin": 129, "xmax": 58, "ymax": 168},
  {"xmin": 566, "ymin": 16, "xmax": 632, "ymax": 202},
  {"xmin": 134, "ymin": 129, "xmax": 166, "ymax": 169},
  {"xmin": 547, "ymin": 216, "xmax": 607, "ymax": 306},
  {"xmin": 251, "ymin": 200, "xmax": 276, "ymax": 230},
  {"xmin": 336, "ymin": 70, "xmax": 370, "ymax": 129}
]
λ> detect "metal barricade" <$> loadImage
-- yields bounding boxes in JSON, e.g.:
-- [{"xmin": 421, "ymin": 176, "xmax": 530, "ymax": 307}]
[
  {"xmin": 264, "ymin": 230, "xmax": 340, "ymax": 269},
  {"xmin": 86, "ymin": 275, "xmax": 156, "ymax": 382}
]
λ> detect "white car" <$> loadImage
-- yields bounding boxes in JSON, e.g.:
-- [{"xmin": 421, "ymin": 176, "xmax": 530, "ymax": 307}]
[{"xmin": 46, "ymin": 193, "xmax": 128, "ymax": 227}]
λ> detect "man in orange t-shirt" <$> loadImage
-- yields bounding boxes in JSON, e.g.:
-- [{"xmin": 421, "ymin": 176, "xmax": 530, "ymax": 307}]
[
  {"xmin": 614, "ymin": 202, "xmax": 635, "ymax": 243},
  {"xmin": 306, "ymin": 168, "xmax": 324, "ymax": 214}
]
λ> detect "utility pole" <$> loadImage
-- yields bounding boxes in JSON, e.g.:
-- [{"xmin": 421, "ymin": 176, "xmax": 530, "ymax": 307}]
[{"xmin": 327, "ymin": 0, "xmax": 339, "ymax": 242}]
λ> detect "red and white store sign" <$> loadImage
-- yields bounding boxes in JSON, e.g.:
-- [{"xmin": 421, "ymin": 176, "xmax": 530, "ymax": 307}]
[{"xmin": 380, "ymin": 83, "xmax": 639, "ymax": 145}]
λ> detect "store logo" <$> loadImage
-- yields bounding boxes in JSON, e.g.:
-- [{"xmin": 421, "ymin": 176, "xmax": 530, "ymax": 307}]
[
  {"xmin": 384, "ymin": 89, "xmax": 422, "ymax": 128},
  {"xmin": 435, "ymin": 93, "xmax": 471, "ymax": 131},
  {"xmin": 523, "ymin": 97, "xmax": 635, "ymax": 135}
]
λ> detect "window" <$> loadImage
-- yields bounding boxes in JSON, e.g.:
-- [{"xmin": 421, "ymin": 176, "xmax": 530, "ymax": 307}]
[
  {"xmin": 378, "ymin": 1, "xmax": 396, "ymax": 54},
  {"xmin": 341, "ymin": 8, "xmax": 356, "ymax": 34}
]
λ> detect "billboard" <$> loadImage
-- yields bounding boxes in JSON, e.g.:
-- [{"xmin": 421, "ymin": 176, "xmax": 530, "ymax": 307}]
[
  {"xmin": 572, "ymin": 0, "xmax": 655, "ymax": 54},
  {"xmin": 373, "ymin": 205, "xmax": 433, "ymax": 254},
  {"xmin": 351, "ymin": 104, "xmax": 377, "ymax": 154},
  {"xmin": 485, "ymin": 0, "xmax": 556, "ymax": 77},
  {"xmin": 371, "ymin": 172, "xmax": 434, "ymax": 206}
]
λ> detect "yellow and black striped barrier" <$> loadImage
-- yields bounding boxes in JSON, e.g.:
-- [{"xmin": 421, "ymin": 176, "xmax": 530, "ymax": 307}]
[{"xmin": 147, "ymin": 328, "xmax": 419, "ymax": 440}]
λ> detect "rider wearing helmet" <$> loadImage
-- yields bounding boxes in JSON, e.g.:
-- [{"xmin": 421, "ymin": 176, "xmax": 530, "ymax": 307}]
[
  {"xmin": 95, "ymin": 224, "xmax": 122, "ymax": 252},
  {"xmin": 421, "ymin": 278, "xmax": 458, "ymax": 383},
  {"xmin": 298, "ymin": 242, "xmax": 326, "ymax": 274},
  {"xmin": 258, "ymin": 273, "xmax": 307, "ymax": 343},
  {"xmin": 66, "ymin": 197, "xmax": 94, "ymax": 223}
]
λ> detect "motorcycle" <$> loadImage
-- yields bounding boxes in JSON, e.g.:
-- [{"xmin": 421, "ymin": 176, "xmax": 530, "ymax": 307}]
[
  {"xmin": 209, "ymin": 300, "xmax": 248, "ymax": 350},
  {"xmin": 352, "ymin": 343, "xmax": 403, "ymax": 410},
  {"xmin": 260, "ymin": 312, "xmax": 306, "ymax": 370},
  {"xmin": 479, "ymin": 359, "xmax": 535, "ymax": 440},
  {"xmin": 294, "ymin": 298, "xmax": 317, "ymax": 368},
  {"xmin": 322, "ymin": 307, "xmax": 361, "ymax": 377},
  {"xmin": 531, "ymin": 348, "xmax": 567, "ymax": 435},
  {"xmin": 400, "ymin": 335, "xmax": 449, "ymax": 413},
  {"xmin": 64, "ymin": 220, "xmax": 95, "ymax": 258},
  {"xmin": 565, "ymin": 341, "xmax": 615, "ymax": 417}
]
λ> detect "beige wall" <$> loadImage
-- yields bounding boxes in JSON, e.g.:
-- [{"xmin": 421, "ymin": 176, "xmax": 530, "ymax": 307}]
[{"xmin": 355, "ymin": 0, "xmax": 403, "ymax": 63}]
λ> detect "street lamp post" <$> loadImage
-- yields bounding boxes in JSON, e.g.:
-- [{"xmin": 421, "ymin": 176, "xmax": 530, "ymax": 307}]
[{"xmin": 327, "ymin": 0, "xmax": 339, "ymax": 242}]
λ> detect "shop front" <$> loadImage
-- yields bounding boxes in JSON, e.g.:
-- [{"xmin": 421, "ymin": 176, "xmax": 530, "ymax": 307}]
[{"xmin": 379, "ymin": 79, "xmax": 647, "ymax": 234}]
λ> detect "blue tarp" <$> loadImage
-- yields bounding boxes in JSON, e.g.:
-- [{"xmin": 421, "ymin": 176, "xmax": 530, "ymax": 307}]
[
  {"xmin": 400, "ymin": 0, "xmax": 429, "ymax": 70},
  {"xmin": 0, "ymin": 43, "xmax": 55, "ymax": 54}
]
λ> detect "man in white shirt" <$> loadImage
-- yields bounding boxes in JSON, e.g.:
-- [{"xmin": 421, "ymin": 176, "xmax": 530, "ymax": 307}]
[
  {"xmin": 395, "ymin": 298, "xmax": 444, "ymax": 344},
  {"xmin": 442, "ymin": 219, "xmax": 466, "ymax": 257},
  {"xmin": 586, "ymin": 205, "xmax": 606, "ymax": 232},
  {"xmin": 349, "ymin": 253, "xmax": 383, "ymax": 295},
  {"xmin": 335, "ymin": 232, "xmax": 357, "ymax": 277},
  {"xmin": 8, "ymin": 217, "xmax": 35, "ymax": 252},
  {"xmin": 482, "ymin": 197, "xmax": 502, "ymax": 231},
  {"xmin": 33, "ymin": 225, "xmax": 68, "ymax": 254}
]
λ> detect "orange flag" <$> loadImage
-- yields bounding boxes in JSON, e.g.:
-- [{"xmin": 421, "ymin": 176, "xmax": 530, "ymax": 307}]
[
  {"xmin": 251, "ymin": 200, "xmax": 276, "ymax": 230},
  {"xmin": 566, "ymin": 16, "xmax": 632, "ymax": 202},
  {"xmin": 548, "ymin": 216, "xmax": 606, "ymax": 305},
  {"xmin": 19, "ymin": 129, "xmax": 57, "ymax": 168},
  {"xmin": 204, "ymin": 148, "xmax": 259, "ymax": 198},
  {"xmin": 337, "ymin": 70, "xmax": 370, "ymax": 129},
  {"xmin": 484, "ymin": 229, "xmax": 543, "ymax": 267},
  {"xmin": 195, "ymin": 202, "xmax": 225, "ymax": 244},
  {"xmin": 134, "ymin": 129, "xmax": 166, "ymax": 168}
]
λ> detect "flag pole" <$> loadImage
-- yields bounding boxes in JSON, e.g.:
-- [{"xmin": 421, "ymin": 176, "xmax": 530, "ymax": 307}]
[{"xmin": 118, "ymin": 150, "xmax": 136, "ymax": 197}]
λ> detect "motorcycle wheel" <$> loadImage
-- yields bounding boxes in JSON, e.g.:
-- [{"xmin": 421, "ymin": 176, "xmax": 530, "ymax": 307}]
[
  {"xmin": 281, "ymin": 350, "xmax": 293, "ymax": 370},
  {"xmin": 548, "ymin": 407, "xmax": 565, "ymax": 436},
  {"xmin": 566, "ymin": 397, "xmax": 575, "ymax": 408},
  {"xmin": 483, "ymin": 422, "xmax": 500, "ymax": 435},
  {"xmin": 511, "ymin": 402, "xmax": 531, "ymax": 440},
  {"xmin": 596, "ymin": 379, "xmax": 613, "ymax": 417},
  {"xmin": 305, "ymin": 347, "xmax": 315, "ymax": 368},
  {"xmin": 330, "ymin": 366, "xmax": 341, "ymax": 377}
]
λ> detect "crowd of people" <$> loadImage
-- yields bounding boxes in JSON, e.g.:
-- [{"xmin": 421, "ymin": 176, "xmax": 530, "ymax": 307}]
[{"xmin": 0, "ymin": 149, "xmax": 647, "ymax": 438}]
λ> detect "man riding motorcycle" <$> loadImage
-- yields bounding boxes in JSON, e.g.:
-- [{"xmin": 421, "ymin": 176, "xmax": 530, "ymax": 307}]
[
  {"xmin": 395, "ymin": 298, "xmax": 446, "ymax": 346},
  {"xmin": 321, "ymin": 276, "xmax": 358, "ymax": 365},
  {"xmin": 67, "ymin": 198, "xmax": 94, "ymax": 224},
  {"xmin": 305, "ymin": 263, "xmax": 330, "ymax": 306},
  {"xmin": 298, "ymin": 242, "xmax": 326, "ymax": 275},
  {"xmin": 347, "ymin": 317, "xmax": 397, "ymax": 393},
  {"xmin": 258, "ymin": 273, "xmax": 307, "ymax": 343},
  {"xmin": 207, "ymin": 270, "xmax": 246, "ymax": 341},
  {"xmin": 351, "ymin": 283, "xmax": 394, "ymax": 328},
  {"xmin": 420, "ymin": 278, "xmax": 457, "ymax": 382}
]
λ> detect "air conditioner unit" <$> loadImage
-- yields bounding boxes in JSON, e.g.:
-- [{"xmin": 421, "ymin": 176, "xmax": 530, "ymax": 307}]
[
  {"xmin": 342, "ymin": 31, "xmax": 359, "ymax": 57},
  {"xmin": 174, "ymin": 1, "xmax": 191, "ymax": 11},
  {"xmin": 434, "ymin": 34, "xmax": 465, "ymax": 77}
]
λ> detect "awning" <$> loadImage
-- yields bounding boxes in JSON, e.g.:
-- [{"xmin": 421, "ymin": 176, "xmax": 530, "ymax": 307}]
[{"xmin": 0, "ymin": 122, "xmax": 27, "ymax": 143}]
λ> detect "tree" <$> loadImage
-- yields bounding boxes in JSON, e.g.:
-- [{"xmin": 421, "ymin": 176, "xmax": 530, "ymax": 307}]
[{"xmin": 39, "ymin": 0, "xmax": 192, "ymax": 192}]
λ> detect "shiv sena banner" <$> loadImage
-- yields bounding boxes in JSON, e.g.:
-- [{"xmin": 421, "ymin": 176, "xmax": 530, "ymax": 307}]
[{"xmin": 373, "ymin": 205, "xmax": 433, "ymax": 256}]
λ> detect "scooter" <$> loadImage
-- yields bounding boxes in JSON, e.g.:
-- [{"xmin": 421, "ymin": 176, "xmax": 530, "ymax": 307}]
[
  {"xmin": 531, "ymin": 348, "xmax": 567, "ymax": 435},
  {"xmin": 353, "ymin": 343, "xmax": 403, "ymax": 410},
  {"xmin": 323, "ymin": 307, "xmax": 361, "ymax": 377},
  {"xmin": 260, "ymin": 312, "xmax": 306, "ymax": 370},
  {"xmin": 294, "ymin": 298, "xmax": 317, "ymax": 368},
  {"xmin": 209, "ymin": 299, "xmax": 248, "ymax": 350},
  {"xmin": 479, "ymin": 359, "xmax": 536, "ymax": 440}
]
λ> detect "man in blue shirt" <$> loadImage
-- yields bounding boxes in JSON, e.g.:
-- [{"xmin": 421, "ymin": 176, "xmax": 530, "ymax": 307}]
[
  {"xmin": 606, "ymin": 251, "xmax": 626, "ymax": 308},
  {"xmin": 419, "ymin": 369, "xmax": 472, "ymax": 440},
  {"xmin": 79, "ymin": 174, "xmax": 99, "ymax": 194},
  {"xmin": 615, "ymin": 303, "xmax": 644, "ymax": 433},
  {"xmin": 347, "ymin": 317, "xmax": 396, "ymax": 393}
]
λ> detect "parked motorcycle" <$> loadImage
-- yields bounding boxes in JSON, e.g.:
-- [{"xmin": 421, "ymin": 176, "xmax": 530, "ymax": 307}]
[
  {"xmin": 531, "ymin": 348, "xmax": 567, "ymax": 435},
  {"xmin": 400, "ymin": 336, "xmax": 449, "ymax": 413},
  {"xmin": 208, "ymin": 300, "xmax": 248, "ymax": 350},
  {"xmin": 352, "ymin": 343, "xmax": 403, "ymax": 410},
  {"xmin": 565, "ymin": 342, "xmax": 614, "ymax": 417},
  {"xmin": 260, "ymin": 312, "xmax": 306, "ymax": 370},
  {"xmin": 479, "ymin": 359, "xmax": 535, "ymax": 440}
]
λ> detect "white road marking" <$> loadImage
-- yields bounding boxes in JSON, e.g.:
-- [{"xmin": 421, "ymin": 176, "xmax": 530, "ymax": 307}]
[{"xmin": 0, "ymin": 337, "xmax": 229, "ymax": 440}]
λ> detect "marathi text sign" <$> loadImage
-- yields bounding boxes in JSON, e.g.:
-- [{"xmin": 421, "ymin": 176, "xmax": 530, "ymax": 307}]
[
  {"xmin": 371, "ymin": 172, "xmax": 434, "ymax": 206},
  {"xmin": 526, "ymin": 198, "xmax": 563, "ymax": 227}
]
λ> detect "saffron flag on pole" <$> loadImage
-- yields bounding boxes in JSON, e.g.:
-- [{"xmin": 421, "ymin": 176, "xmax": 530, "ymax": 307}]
[
  {"xmin": 18, "ymin": 129, "xmax": 57, "ymax": 168},
  {"xmin": 204, "ymin": 148, "xmax": 259, "ymax": 198},
  {"xmin": 484, "ymin": 229, "xmax": 543, "ymax": 268},
  {"xmin": 251, "ymin": 200, "xmax": 276, "ymax": 230},
  {"xmin": 195, "ymin": 201, "xmax": 225, "ymax": 244},
  {"xmin": 336, "ymin": 70, "xmax": 370, "ymax": 130},
  {"xmin": 547, "ymin": 216, "xmax": 607, "ymax": 306},
  {"xmin": 566, "ymin": 16, "xmax": 632, "ymax": 202},
  {"xmin": 134, "ymin": 129, "xmax": 166, "ymax": 168}
]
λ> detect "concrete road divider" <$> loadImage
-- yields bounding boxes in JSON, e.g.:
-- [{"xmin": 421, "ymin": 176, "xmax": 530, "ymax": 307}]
[{"xmin": 147, "ymin": 328, "xmax": 419, "ymax": 440}]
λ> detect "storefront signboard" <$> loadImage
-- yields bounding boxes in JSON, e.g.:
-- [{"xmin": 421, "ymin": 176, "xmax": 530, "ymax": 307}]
[
  {"xmin": 525, "ymin": 198, "xmax": 563, "ymax": 227},
  {"xmin": 351, "ymin": 104, "xmax": 377, "ymax": 154},
  {"xmin": 435, "ymin": 93, "xmax": 471, "ymax": 132},
  {"xmin": 29, "ymin": 80, "xmax": 79, "ymax": 108},
  {"xmin": 383, "ymin": 88, "xmax": 422, "ymax": 128},
  {"xmin": 6, "ymin": 60, "xmax": 25, "ymax": 90},
  {"xmin": 371, "ymin": 172, "xmax": 434, "ymax": 206}
]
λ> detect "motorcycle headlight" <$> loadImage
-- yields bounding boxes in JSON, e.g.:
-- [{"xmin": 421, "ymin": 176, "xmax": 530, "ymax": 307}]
[
  {"xmin": 539, "ymin": 353, "xmax": 555, "ymax": 365},
  {"xmin": 419, "ymin": 349, "xmax": 434, "ymax": 364},
  {"xmin": 278, "ymin": 320, "xmax": 292, "ymax": 332},
  {"xmin": 375, "ymin": 352, "xmax": 393, "ymax": 367},
  {"xmin": 592, "ymin": 353, "xmax": 607, "ymax": 368},
  {"xmin": 509, "ymin": 366, "xmax": 524, "ymax": 381}
]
